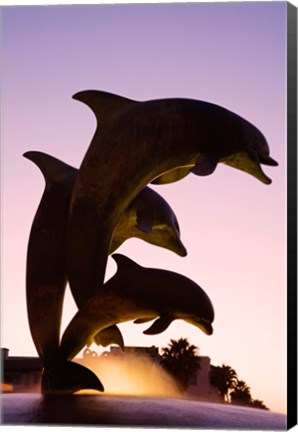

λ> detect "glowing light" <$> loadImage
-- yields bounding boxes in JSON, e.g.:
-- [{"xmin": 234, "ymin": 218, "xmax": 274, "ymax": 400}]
[
  {"xmin": 75, "ymin": 352, "xmax": 182, "ymax": 398},
  {"xmin": 1, "ymin": 383, "xmax": 13, "ymax": 392}
]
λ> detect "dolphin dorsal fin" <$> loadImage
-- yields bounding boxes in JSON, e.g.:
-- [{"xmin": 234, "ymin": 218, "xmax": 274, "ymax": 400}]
[
  {"xmin": 112, "ymin": 254, "xmax": 143, "ymax": 274},
  {"xmin": 72, "ymin": 90, "xmax": 139, "ymax": 126},
  {"xmin": 23, "ymin": 151, "xmax": 77, "ymax": 188}
]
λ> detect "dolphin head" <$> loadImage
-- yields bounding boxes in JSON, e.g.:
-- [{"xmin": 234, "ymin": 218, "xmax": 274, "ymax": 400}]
[
  {"xmin": 221, "ymin": 120, "xmax": 278, "ymax": 185},
  {"xmin": 139, "ymin": 267, "xmax": 215, "ymax": 337},
  {"xmin": 176, "ymin": 278, "xmax": 215, "ymax": 336},
  {"xmin": 132, "ymin": 187, "xmax": 187, "ymax": 257},
  {"xmin": 181, "ymin": 297, "xmax": 214, "ymax": 336}
]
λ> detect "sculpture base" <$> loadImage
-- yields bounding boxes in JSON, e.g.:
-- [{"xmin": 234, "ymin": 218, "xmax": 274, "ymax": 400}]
[{"xmin": 1, "ymin": 393, "xmax": 286, "ymax": 429}]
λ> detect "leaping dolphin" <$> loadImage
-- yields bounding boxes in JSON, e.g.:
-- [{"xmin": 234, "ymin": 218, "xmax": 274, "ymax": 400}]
[
  {"xmin": 24, "ymin": 151, "xmax": 186, "ymax": 356},
  {"xmin": 24, "ymin": 151, "xmax": 76, "ymax": 364},
  {"xmin": 60, "ymin": 254, "xmax": 215, "ymax": 361},
  {"xmin": 67, "ymin": 90, "xmax": 278, "ymax": 308},
  {"xmin": 24, "ymin": 151, "xmax": 103, "ymax": 393}
]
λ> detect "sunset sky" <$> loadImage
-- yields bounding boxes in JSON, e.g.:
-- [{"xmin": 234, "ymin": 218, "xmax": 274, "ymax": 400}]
[{"xmin": 1, "ymin": 2, "xmax": 287, "ymax": 413}]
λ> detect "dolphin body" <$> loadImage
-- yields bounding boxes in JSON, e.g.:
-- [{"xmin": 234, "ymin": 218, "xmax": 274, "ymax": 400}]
[
  {"xmin": 60, "ymin": 254, "xmax": 215, "ymax": 361},
  {"xmin": 67, "ymin": 90, "xmax": 278, "ymax": 307},
  {"xmin": 24, "ymin": 152, "xmax": 185, "ymax": 362},
  {"xmin": 24, "ymin": 151, "xmax": 103, "ymax": 393}
]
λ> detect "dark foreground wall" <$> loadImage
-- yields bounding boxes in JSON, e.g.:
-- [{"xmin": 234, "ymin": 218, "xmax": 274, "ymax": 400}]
[{"xmin": 1, "ymin": 394, "xmax": 286, "ymax": 429}]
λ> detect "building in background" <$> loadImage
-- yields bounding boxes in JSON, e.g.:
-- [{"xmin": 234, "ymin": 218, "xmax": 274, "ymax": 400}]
[
  {"xmin": 187, "ymin": 356, "xmax": 221, "ymax": 402},
  {"xmin": 1, "ymin": 348, "xmax": 42, "ymax": 393}
]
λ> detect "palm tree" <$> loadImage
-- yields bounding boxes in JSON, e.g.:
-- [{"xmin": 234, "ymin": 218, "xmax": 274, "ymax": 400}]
[
  {"xmin": 160, "ymin": 338, "xmax": 201, "ymax": 392},
  {"xmin": 209, "ymin": 364, "xmax": 238, "ymax": 403},
  {"xmin": 249, "ymin": 399, "xmax": 269, "ymax": 410},
  {"xmin": 230, "ymin": 380, "xmax": 252, "ymax": 406}
]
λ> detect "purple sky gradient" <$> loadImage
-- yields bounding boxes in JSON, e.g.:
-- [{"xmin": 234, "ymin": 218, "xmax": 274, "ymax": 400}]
[{"xmin": 1, "ymin": 2, "xmax": 287, "ymax": 413}]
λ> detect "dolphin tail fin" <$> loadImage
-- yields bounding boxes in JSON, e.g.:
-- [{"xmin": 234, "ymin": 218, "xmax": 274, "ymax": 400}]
[
  {"xmin": 72, "ymin": 90, "xmax": 139, "ymax": 126},
  {"xmin": 41, "ymin": 360, "xmax": 104, "ymax": 394},
  {"xmin": 23, "ymin": 151, "xmax": 77, "ymax": 188}
]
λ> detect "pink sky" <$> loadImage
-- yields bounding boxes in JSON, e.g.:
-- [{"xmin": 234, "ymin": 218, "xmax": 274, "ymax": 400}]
[{"xmin": 1, "ymin": 2, "xmax": 287, "ymax": 413}]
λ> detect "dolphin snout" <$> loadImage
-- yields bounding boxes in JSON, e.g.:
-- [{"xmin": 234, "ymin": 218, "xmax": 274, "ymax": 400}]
[
  {"xmin": 199, "ymin": 321, "xmax": 213, "ymax": 335},
  {"xmin": 169, "ymin": 234, "xmax": 187, "ymax": 257},
  {"xmin": 176, "ymin": 241, "xmax": 188, "ymax": 257},
  {"xmin": 186, "ymin": 318, "xmax": 213, "ymax": 335},
  {"xmin": 259, "ymin": 154, "xmax": 279, "ymax": 167},
  {"xmin": 222, "ymin": 151, "xmax": 276, "ymax": 185}
]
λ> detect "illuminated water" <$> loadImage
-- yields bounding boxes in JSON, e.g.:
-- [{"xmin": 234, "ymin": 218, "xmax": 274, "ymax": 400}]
[{"xmin": 75, "ymin": 352, "xmax": 181, "ymax": 397}]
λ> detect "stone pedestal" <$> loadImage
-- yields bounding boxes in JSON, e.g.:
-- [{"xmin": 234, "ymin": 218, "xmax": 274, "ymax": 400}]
[{"xmin": 1, "ymin": 394, "xmax": 286, "ymax": 429}]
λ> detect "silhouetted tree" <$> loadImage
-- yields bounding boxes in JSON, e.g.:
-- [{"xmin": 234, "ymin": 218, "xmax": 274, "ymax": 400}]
[
  {"xmin": 209, "ymin": 364, "xmax": 238, "ymax": 403},
  {"xmin": 249, "ymin": 399, "xmax": 269, "ymax": 410},
  {"xmin": 230, "ymin": 380, "xmax": 252, "ymax": 406},
  {"xmin": 160, "ymin": 338, "xmax": 201, "ymax": 392}
]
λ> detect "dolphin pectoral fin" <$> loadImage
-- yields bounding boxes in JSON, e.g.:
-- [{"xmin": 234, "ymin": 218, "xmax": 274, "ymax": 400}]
[
  {"xmin": 72, "ymin": 90, "xmax": 139, "ymax": 126},
  {"xmin": 41, "ymin": 361, "xmax": 104, "ymax": 394},
  {"xmin": 191, "ymin": 155, "xmax": 218, "ymax": 176},
  {"xmin": 152, "ymin": 167, "xmax": 192, "ymax": 185},
  {"xmin": 93, "ymin": 325, "xmax": 124, "ymax": 350},
  {"xmin": 143, "ymin": 316, "xmax": 174, "ymax": 335},
  {"xmin": 133, "ymin": 317, "xmax": 156, "ymax": 324}
]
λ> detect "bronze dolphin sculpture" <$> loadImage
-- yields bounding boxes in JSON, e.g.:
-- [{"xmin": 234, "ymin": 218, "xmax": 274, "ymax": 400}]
[
  {"xmin": 24, "ymin": 151, "xmax": 186, "ymax": 353},
  {"xmin": 60, "ymin": 254, "xmax": 215, "ymax": 361},
  {"xmin": 112, "ymin": 185, "xmax": 187, "ymax": 257},
  {"xmin": 24, "ymin": 151, "xmax": 103, "ymax": 393},
  {"xmin": 67, "ymin": 90, "xmax": 278, "ymax": 308}
]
